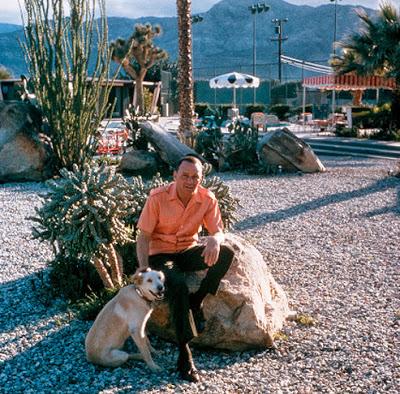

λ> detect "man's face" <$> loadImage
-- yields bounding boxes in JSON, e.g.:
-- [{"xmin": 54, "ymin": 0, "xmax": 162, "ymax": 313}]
[{"xmin": 174, "ymin": 160, "xmax": 203, "ymax": 199}]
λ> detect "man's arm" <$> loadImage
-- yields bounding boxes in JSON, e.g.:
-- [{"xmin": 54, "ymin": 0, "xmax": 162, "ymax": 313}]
[{"xmin": 136, "ymin": 230, "xmax": 152, "ymax": 269}]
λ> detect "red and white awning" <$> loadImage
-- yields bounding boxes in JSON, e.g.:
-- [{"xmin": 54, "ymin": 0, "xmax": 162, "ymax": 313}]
[{"xmin": 302, "ymin": 74, "xmax": 396, "ymax": 91}]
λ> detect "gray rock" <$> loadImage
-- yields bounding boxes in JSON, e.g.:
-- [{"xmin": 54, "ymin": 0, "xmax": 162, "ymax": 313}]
[{"xmin": 258, "ymin": 128, "xmax": 326, "ymax": 173}]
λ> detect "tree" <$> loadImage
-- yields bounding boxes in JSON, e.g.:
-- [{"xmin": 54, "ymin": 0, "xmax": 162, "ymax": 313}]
[
  {"xmin": 333, "ymin": 1, "xmax": 400, "ymax": 130},
  {"xmin": 176, "ymin": 0, "xmax": 196, "ymax": 146},
  {"xmin": 110, "ymin": 24, "xmax": 168, "ymax": 113},
  {"xmin": 21, "ymin": 0, "xmax": 115, "ymax": 172},
  {"xmin": 0, "ymin": 66, "xmax": 12, "ymax": 79}
]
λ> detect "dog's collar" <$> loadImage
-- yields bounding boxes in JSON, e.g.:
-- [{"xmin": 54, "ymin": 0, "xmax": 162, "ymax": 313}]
[{"xmin": 134, "ymin": 286, "xmax": 153, "ymax": 305}]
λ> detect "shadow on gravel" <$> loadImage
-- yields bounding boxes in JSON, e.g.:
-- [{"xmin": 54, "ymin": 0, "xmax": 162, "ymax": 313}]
[
  {"xmin": 0, "ymin": 316, "xmax": 273, "ymax": 392},
  {"xmin": 235, "ymin": 177, "xmax": 399, "ymax": 230},
  {"xmin": 0, "ymin": 271, "xmax": 59, "ymax": 335}
]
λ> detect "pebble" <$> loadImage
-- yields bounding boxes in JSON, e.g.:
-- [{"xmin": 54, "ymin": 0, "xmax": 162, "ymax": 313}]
[{"xmin": 0, "ymin": 157, "xmax": 399, "ymax": 393}]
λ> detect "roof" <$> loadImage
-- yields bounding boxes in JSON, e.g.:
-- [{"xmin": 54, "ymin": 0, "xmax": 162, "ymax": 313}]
[{"xmin": 302, "ymin": 74, "xmax": 396, "ymax": 91}]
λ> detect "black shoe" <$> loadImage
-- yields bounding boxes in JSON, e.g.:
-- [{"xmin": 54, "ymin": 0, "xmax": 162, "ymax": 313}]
[
  {"xmin": 177, "ymin": 345, "xmax": 201, "ymax": 383},
  {"xmin": 179, "ymin": 366, "xmax": 200, "ymax": 383}
]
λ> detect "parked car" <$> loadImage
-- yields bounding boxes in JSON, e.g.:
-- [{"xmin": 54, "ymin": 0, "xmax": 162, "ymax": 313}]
[{"xmin": 97, "ymin": 119, "xmax": 129, "ymax": 155}]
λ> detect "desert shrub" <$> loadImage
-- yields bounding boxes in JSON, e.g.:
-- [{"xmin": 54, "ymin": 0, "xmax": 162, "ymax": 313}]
[
  {"xmin": 244, "ymin": 104, "xmax": 266, "ymax": 119},
  {"xmin": 202, "ymin": 176, "xmax": 240, "ymax": 231},
  {"xmin": 224, "ymin": 120, "xmax": 259, "ymax": 170},
  {"xmin": 32, "ymin": 163, "xmax": 137, "ymax": 291},
  {"xmin": 195, "ymin": 127, "xmax": 224, "ymax": 169},
  {"xmin": 195, "ymin": 103, "xmax": 214, "ymax": 118},
  {"xmin": 269, "ymin": 104, "xmax": 291, "ymax": 120}
]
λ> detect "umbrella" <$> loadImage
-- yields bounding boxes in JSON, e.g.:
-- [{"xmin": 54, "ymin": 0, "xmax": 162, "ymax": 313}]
[{"xmin": 209, "ymin": 71, "xmax": 260, "ymax": 108}]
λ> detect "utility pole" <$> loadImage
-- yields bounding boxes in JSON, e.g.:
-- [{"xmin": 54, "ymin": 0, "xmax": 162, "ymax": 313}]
[
  {"xmin": 248, "ymin": 3, "xmax": 270, "ymax": 104},
  {"xmin": 271, "ymin": 18, "xmax": 288, "ymax": 83}
]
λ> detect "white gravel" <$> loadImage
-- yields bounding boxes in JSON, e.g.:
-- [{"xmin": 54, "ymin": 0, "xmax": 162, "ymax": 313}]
[{"xmin": 0, "ymin": 156, "xmax": 399, "ymax": 393}]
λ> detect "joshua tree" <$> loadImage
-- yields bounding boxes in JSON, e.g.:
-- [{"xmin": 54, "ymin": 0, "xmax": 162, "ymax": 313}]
[
  {"xmin": 176, "ymin": 0, "xmax": 195, "ymax": 146},
  {"xmin": 21, "ymin": 0, "xmax": 115, "ymax": 172},
  {"xmin": 110, "ymin": 24, "xmax": 168, "ymax": 114},
  {"xmin": 333, "ymin": 1, "xmax": 400, "ymax": 130}
]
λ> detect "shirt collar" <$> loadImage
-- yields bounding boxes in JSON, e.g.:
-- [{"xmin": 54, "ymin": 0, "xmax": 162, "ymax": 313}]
[{"xmin": 168, "ymin": 182, "xmax": 203, "ymax": 203}]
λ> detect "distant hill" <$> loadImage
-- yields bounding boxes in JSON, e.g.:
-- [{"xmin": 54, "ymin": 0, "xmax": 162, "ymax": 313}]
[
  {"xmin": 0, "ymin": 0, "xmax": 375, "ymax": 80},
  {"xmin": 0, "ymin": 23, "xmax": 22, "ymax": 34}
]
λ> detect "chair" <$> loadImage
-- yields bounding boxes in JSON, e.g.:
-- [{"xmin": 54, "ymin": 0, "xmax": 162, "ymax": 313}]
[{"xmin": 250, "ymin": 112, "xmax": 266, "ymax": 132}]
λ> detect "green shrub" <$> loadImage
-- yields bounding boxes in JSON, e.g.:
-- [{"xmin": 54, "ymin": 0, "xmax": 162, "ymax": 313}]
[
  {"xmin": 224, "ymin": 121, "xmax": 259, "ymax": 170},
  {"xmin": 195, "ymin": 127, "xmax": 224, "ymax": 169},
  {"xmin": 269, "ymin": 104, "xmax": 291, "ymax": 120},
  {"xmin": 244, "ymin": 104, "xmax": 266, "ymax": 119},
  {"xmin": 31, "ymin": 163, "xmax": 137, "ymax": 290},
  {"xmin": 195, "ymin": 103, "xmax": 214, "ymax": 118}
]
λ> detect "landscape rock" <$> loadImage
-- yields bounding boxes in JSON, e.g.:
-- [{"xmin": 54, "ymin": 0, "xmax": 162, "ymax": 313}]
[
  {"xmin": 148, "ymin": 233, "xmax": 291, "ymax": 351},
  {"xmin": 258, "ymin": 128, "xmax": 326, "ymax": 173},
  {"xmin": 0, "ymin": 101, "xmax": 52, "ymax": 182},
  {"xmin": 118, "ymin": 149, "xmax": 159, "ymax": 176}
]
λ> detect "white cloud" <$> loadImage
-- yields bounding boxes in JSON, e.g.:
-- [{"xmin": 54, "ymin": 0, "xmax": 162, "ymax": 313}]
[{"xmin": 0, "ymin": 0, "xmax": 382, "ymax": 25}]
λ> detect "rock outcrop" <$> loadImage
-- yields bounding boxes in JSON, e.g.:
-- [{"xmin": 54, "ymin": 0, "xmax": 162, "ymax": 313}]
[
  {"xmin": 148, "ymin": 234, "xmax": 292, "ymax": 351},
  {"xmin": 0, "ymin": 101, "xmax": 52, "ymax": 182},
  {"xmin": 258, "ymin": 128, "xmax": 325, "ymax": 173}
]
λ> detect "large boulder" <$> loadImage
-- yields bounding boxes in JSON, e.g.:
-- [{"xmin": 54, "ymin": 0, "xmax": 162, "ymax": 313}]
[
  {"xmin": 258, "ymin": 128, "xmax": 325, "ymax": 173},
  {"xmin": 148, "ymin": 234, "xmax": 292, "ymax": 351},
  {"xmin": 118, "ymin": 149, "xmax": 159, "ymax": 176},
  {"xmin": 0, "ymin": 101, "xmax": 52, "ymax": 182}
]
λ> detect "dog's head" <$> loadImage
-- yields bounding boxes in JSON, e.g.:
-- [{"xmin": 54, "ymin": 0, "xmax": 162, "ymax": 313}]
[{"xmin": 131, "ymin": 268, "xmax": 165, "ymax": 301}]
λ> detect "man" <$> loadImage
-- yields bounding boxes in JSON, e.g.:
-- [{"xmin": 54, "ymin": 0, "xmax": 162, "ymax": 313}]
[{"xmin": 136, "ymin": 155, "xmax": 234, "ymax": 383}]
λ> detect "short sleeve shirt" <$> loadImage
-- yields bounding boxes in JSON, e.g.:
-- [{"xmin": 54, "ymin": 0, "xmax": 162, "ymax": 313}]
[{"xmin": 137, "ymin": 183, "xmax": 223, "ymax": 255}]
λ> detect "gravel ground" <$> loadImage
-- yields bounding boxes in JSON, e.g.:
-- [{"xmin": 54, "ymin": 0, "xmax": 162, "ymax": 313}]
[{"xmin": 0, "ymin": 156, "xmax": 399, "ymax": 394}]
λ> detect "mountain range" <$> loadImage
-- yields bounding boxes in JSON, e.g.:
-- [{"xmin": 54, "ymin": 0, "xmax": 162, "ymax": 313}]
[{"xmin": 0, "ymin": 0, "xmax": 375, "ymax": 81}]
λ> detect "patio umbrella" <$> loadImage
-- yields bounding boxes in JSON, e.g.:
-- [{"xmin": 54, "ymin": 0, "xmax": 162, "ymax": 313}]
[{"xmin": 209, "ymin": 71, "xmax": 260, "ymax": 108}]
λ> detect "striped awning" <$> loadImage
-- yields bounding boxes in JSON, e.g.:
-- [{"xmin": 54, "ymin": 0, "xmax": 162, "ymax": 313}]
[{"xmin": 302, "ymin": 74, "xmax": 396, "ymax": 90}]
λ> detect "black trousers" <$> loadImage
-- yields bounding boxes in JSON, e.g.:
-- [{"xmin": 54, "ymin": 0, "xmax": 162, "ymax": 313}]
[{"xmin": 149, "ymin": 244, "xmax": 234, "ymax": 344}]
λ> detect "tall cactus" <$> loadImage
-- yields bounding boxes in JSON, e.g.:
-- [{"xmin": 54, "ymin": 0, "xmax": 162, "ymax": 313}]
[{"xmin": 21, "ymin": 0, "xmax": 115, "ymax": 172}]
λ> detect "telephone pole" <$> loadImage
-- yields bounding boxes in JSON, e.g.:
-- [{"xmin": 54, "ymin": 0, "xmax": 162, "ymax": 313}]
[{"xmin": 271, "ymin": 18, "xmax": 288, "ymax": 83}]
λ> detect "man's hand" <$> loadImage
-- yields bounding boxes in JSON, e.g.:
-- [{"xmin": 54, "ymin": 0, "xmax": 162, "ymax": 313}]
[{"xmin": 201, "ymin": 235, "xmax": 222, "ymax": 266}]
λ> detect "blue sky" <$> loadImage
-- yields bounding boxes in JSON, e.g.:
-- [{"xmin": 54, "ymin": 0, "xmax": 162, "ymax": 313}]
[{"xmin": 1, "ymin": 0, "xmax": 381, "ymax": 25}]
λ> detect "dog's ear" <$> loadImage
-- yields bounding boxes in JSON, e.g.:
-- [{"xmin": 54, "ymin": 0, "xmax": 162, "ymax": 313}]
[{"xmin": 131, "ymin": 272, "xmax": 143, "ymax": 286}]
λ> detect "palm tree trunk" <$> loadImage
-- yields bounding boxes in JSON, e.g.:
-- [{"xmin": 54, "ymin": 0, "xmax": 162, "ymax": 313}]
[{"xmin": 176, "ymin": 0, "xmax": 195, "ymax": 147}]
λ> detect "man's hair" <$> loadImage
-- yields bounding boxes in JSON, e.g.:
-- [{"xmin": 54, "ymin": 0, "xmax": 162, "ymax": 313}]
[{"xmin": 176, "ymin": 154, "xmax": 204, "ymax": 170}]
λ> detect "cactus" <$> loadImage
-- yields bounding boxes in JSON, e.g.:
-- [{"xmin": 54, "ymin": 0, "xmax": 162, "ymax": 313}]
[
  {"xmin": 31, "ymin": 163, "xmax": 137, "ymax": 288},
  {"xmin": 21, "ymin": 0, "xmax": 115, "ymax": 172}
]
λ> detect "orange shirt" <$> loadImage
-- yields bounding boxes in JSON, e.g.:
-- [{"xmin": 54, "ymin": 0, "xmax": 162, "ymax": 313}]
[{"xmin": 137, "ymin": 183, "xmax": 223, "ymax": 255}]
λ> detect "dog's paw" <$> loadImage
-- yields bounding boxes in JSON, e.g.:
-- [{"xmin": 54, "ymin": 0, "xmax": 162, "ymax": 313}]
[{"xmin": 149, "ymin": 363, "xmax": 162, "ymax": 372}]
